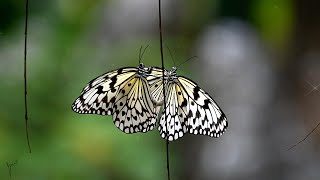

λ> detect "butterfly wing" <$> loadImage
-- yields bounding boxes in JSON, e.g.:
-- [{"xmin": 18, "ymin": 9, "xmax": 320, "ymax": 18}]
[
  {"xmin": 72, "ymin": 67, "xmax": 137, "ymax": 115},
  {"xmin": 112, "ymin": 77, "xmax": 158, "ymax": 133},
  {"xmin": 178, "ymin": 76, "xmax": 227, "ymax": 137},
  {"xmin": 72, "ymin": 67, "xmax": 157, "ymax": 133},
  {"xmin": 147, "ymin": 67, "xmax": 164, "ymax": 103},
  {"xmin": 158, "ymin": 82, "xmax": 188, "ymax": 140},
  {"xmin": 158, "ymin": 76, "xmax": 228, "ymax": 141},
  {"xmin": 147, "ymin": 67, "xmax": 165, "ymax": 115},
  {"xmin": 80, "ymin": 68, "xmax": 124, "ymax": 94}
]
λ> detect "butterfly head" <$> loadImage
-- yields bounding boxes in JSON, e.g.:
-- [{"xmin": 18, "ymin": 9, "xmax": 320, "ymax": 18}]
[
  {"xmin": 138, "ymin": 63, "xmax": 145, "ymax": 69},
  {"xmin": 165, "ymin": 67, "xmax": 177, "ymax": 81},
  {"xmin": 137, "ymin": 63, "xmax": 151, "ymax": 77},
  {"xmin": 171, "ymin": 66, "xmax": 177, "ymax": 73}
]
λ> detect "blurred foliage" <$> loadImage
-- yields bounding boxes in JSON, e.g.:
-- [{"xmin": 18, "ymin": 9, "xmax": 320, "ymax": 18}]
[
  {"xmin": 0, "ymin": 0, "xmax": 25, "ymax": 32},
  {"xmin": 0, "ymin": 0, "xmax": 294, "ymax": 179},
  {"xmin": 252, "ymin": 0, "xmax": 293, "ymax": 51}
]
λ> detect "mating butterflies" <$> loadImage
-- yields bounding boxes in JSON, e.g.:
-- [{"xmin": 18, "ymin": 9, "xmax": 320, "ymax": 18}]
[
  {"xmin": 147, "ymin": 66, "xmax": 228, "ymax": 141},
  {"xmin": 71, "ymin": 63, "xmax": 159, "ymax": 133},
  {"xmin": 72, "ymin": 63, "xmax": 227, "ymax": 140}
]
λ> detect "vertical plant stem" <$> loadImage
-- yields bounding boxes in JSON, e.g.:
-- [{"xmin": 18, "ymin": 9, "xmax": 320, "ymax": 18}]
[
  {"xmin": 158, "ymin": 0, "xmax": 170, "ymax": 179},
  {"xmin": 24, "ymin": 0, "xmax": 32, "ymax": 153}
]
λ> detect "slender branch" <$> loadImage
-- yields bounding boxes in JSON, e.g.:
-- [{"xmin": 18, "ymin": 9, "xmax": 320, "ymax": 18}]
[
  {"xmin": 287, "ymin": 121, "xmax": 320, "ymax": 151},
  {"xmin": 24, "ymin": 0, "xmax": 32, "ymax": 153},
  {"xmin": 158, "ymin": 0, "xmax": 170, "ymax": 180}
]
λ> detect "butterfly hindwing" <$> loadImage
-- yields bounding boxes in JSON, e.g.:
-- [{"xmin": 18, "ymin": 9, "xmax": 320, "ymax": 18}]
[
  {"xmin": 148, "ymin": 67, "xmax": 164, "ymax": 103},
  {"xmin": 112, "ymin": 77, "xmax": 157, "ymax": 133},
  {"xmin": 147, "ymin": 67, "xmax": 165, "ymax": 115},
  {"xmin": 159, "ymin": 82, "xmax": 187, "ymax": 140}
]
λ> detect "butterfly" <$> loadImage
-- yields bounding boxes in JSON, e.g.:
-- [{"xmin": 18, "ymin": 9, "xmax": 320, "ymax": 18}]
[
  {"xmin": 147, "ymin": 66, "xmax": 228, "ymax": 141},
  {"xmin": 71, "ymin": 63, "xmax": 162, "ymax": 134}
]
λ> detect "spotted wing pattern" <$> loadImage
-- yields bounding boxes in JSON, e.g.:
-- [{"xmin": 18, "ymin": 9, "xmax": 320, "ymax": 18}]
[
  {"xmin": 148, "ymin": 67, "xmax": 228, "ymax": 141},
  {"xmin": 72, "ymin": 67, "xmax": 157, "ymax": 133}
]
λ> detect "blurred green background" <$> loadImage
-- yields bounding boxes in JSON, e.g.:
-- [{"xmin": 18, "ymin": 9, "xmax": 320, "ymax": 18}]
[{"xmin": 1, "ymin": 0, "xmax": 320, "ymax": 179}]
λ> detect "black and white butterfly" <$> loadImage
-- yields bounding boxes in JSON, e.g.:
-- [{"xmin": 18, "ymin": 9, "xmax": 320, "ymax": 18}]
[
  {"xmin": 147, "ymin": 66, "xmax": 228, "ymax": 141},
  {"xmin": 71, "ymin": 63, "xmax": 162, "ymax": 134}
]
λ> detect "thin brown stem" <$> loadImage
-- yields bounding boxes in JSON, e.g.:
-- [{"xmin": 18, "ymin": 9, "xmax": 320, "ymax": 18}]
[
  {"xmin": 158, "ymin": 0, "xmax": 170, "ymax": 180},
  {"xmin": 24, "ymin": 0, "xmax": 32, "ymax": 153},
  {"xmin": 287, "ymin": 121, "xmax": 320, "ymax": 151}
]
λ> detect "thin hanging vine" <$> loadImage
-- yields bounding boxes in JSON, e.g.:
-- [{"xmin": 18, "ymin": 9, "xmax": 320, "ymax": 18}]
[
  {"xmin": 24, "ymin": 0, "xmax": 32, "ymax": 153},
  {"xmin": 158, "ymin": 0, "xmax": 171, "ymax": 179},
  {"xmin": 288, "ymin": 122, "xmax": 320, "ymax": 150}
]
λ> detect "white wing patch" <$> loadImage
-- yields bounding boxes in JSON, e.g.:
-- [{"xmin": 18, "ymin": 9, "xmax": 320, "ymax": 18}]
[{"xmin": 72, "ymin": 67, "xmax": 157, "ymax": 134}]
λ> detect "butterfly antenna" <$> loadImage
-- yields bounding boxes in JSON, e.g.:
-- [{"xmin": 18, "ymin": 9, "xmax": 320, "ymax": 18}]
[
  {"xmin": 138, "ymin": 46, "xmax": 143, "ymax": 64},
  {"xmin": 139, "ymin": 45, "xmax": 149, "ymax": 64},
  {"xmin": 165, "ymin": 44, "xmax": 176, "ymax": 67},
  {"xmin": 141, "ymin": 45, "xmax": 149, "ymax": 61},
  {"xmin": 176, "ymin": 56, "xmax": 198, "ymax": 68}
]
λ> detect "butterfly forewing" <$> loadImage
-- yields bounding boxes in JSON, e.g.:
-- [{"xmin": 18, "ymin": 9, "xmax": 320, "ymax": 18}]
[
  {"xmin": 72, "ymin": 68, "xmax": 136, "ymax": 115},
  {"xmin": 178, "ymin": 76, "xmax": 227, "ymax": 138},
  {"xmin": 80, "ymin": 68, "xmax": 136, "ymax": 94}
]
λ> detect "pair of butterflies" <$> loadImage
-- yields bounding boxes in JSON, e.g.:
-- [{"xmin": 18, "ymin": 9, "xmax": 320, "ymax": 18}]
[{"xmin": 71, "ymin": 62, "xmax": 228, "ymax": 141}]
